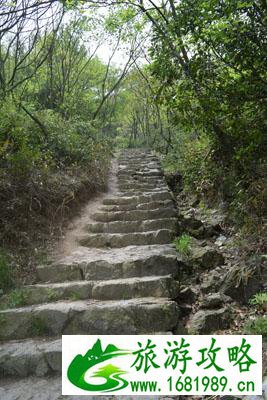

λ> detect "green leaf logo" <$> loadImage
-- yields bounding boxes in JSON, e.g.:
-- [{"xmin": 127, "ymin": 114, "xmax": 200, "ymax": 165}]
[{"xmin": 67, "ymin": 339, "xmax": 131, "ymax": 392}]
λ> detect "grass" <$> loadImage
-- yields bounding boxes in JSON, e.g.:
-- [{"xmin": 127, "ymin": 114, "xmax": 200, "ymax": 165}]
[
  {"xmin": 68, "ymin": 292, "xmax": 81, "ymax": 301},
  {"xmin": 243, "ymin": 317, "xmax": 267, "ymax": 340},
  {"xmin": 249, "ymin": 292, "xmax": 267, "ymax": 311},
  {"xmin": 46, "ymin": 288, "xmax": 59, "ymax": 301},
  {"xmin": 198, "ymin": 199, "xmax": 211, "ymax": 216},
  {"xmin": 0, "ymin": 314, "xmax": 6, "ymax": 325},
  {"xmin": 1, "ymin": 288, "xmax": 29, "ymax": 309},
  {"xmin": 173, "ymin": 233, "xmax": 192, "ymax": 256},
  {"xmin": 0, "ymin": 250, "xmax": 13, "ymax": 292}
]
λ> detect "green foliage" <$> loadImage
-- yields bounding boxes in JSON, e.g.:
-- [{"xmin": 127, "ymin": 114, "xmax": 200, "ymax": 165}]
[
  {"xmin": 249, "ymin": 292, "xmax": 267, "ymax": 311},
  {"xmin": 224, "ymin": 264, "xmax": 256, "ymax": 288},
  {"xmin": 0, "ymin": 250, "xmax": 13, "ymax": 292},
  {"xmin": 0, "ymin": 315, "xmax": 6, "ymax": 326},
  {"xmin": 46, "ymin": 289, "xmax": 59, "ymax": 302},
  {"xmin": 173, "ymin": 234, "xmax": 192, "ymax": 256},
  {"xmin": 0, "ymin": 18, "xmax": 117, "ymax": 258},
  {"xmin": 68, "ymin": 292, "xmax": 81, "ymax": 301},
  {"xmin": 0, "ymin": 288, "xmax": 29, "ymax": 309},
  {"xmin": 31, "ymin": 317, "xmax": 48, "ymax": 336},
  {"xmin": 114, "ymin": 134, "xmax": 131, "ymax": 150},
  {"xmin": 243, "ymin": 317, "xmax": 267, "ymax": 340},
  {"xmin": 120, "ymin": 0, "xmax": 267, "ymax": 225}
]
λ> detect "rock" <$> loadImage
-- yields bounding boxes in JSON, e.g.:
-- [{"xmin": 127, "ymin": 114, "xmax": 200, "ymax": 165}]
[
  {"xmin": 164, "ymin": 171, "xmax": 182, "ymax": 193},
  {"xmin": 0, "ymin": 298, "xmax": 180, "ymax": 340},
  {"xmin": 93, "ymin": 207, "xmax": 176, "ymax": 223},
  {"xmin": 189, "ymin": 307, "xmax": 232, "ymax": 333},
  {"xmin": 215, "ymin": 234, "xmax": 227, "ymax": 246},
  {"xmin": 173, "ymin": 321, "xmax": 188, "ymax": 334},
  {"xmin": 204, "ymin": 222, "xmax": 222, "ymax": 237},
  {"xmin": 221, "ymin": 257, "xmax": 266, "ymax": 303},
  {"xmin": 0, "ymin": 375, "xmax": 181, "ymax": 400},
  {"xmin": 200, "ymin": 270, "xmax": 224, "ymax": 293},
  {"xmin": 91, "ymin": 276, "xmax": 179, "ymax": 300},
  {"xmin": 78, "ymin": 229, "xmax": 175, "ymax": 248},
  {"xmin": 37, "ymin": 245, "xmax": 179, "ymax": 283},
  {"xmin": 177, "ymin": 286, "xmax": 198, "ymax": 304},
  {"xmin": 179, "ymin": 304, "xmax": 192, "ymax": 317},
  {"xmin": 191, "ymin": 245, "xmax": 225, "ymax": 269},
  {"xmin": 200, "ymin": 293, "xmax": 232, "ymax": 309},
  {"xmin": 180, "ymin": 213, "xmax": 203, "ymax": 230}
]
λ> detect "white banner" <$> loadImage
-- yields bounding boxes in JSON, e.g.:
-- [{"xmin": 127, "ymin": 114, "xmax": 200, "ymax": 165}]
[{"xmin": 62, "ymin": 334, "xmax": 262, "ymax": 396}]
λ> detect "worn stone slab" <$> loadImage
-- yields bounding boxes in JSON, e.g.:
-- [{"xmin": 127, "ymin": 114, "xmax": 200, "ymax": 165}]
[
  {"xmin": 36, "ymin": 245, "xmax": 179, "ymax": 283},
  {"xmin": 0, "ymin": 338, "xmax": 61, "ymax": 378},
  {"xmin": 100, "ymin": 199, "xmax": 174, "ymax": 212},
  {"xmin": 92, "ymin": 207, "xmax": 176, "ymax": 223},
  {"xmin": 1, "ymin": 274, "xmax": 179, "ymax": 307},
  {"xmin": 92, "ymin": 275, "xmax": 179, "ymax": 300},
  {"xmin": 103, "ymin": 191, "xmax": 172, "ymax": 205},
  {"xmin": 87, "ymin": 217, "xmax": 177, "ymax": 234},
  {"xmin": 5, "ymin": 281, "xmax": 94, "ymax": 306},
  {"xmin": 78, "ymin": 229, "xmax": 175, "ymax": 248},
  {"xmin": 0, "ymin": 298, "xmax": 179, "ymax": 340}
]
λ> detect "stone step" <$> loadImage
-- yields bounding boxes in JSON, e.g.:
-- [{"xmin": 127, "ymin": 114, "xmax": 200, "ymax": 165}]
[
  {"xmin": 0, "ymin": 281, "xmax": 94, "ymax": 308},
  {"xmin": 87, "ymin": 217, "xmax": 177, "ymax": 233},
  {"xmin": 120, "ymin": 189, "xmax": 167, "ymax": 197},
  {"xmin": 91, "ymin": 275, "xmax": 179, "ymax": 301},
  {"xmin": 118, "ymin": 171, "xmax": 162, "ymax": 178},
  {"xmin": 100, "ymin": 199, "xmax": 173, "ymax": 212},
  {"xmin": 118, "ymin": 154, "xmax": 159, "ymax": 160},
  {"xmin": 118, "ymin": 158, "xmax": 158, "ymax": 162},
  {"xmin": 118, "ymin": 183, "xmax": 166, "ymax": 191},
  {"xmin": 36, "ymin": 244, "xmax": 179, "ymax": 283},
  {"xmin": 0, "ymin": 275, "xmax": 179, "ymax": 308},
  {"xmin": 118, "ymin": 163, "xmax": 160, "ymax": 169},
  {"xmin": 103, "ymin": 191, "xmax": 172, "ymax": 205},
  {"xmin": 0, "ymin": 337, "xmax": 61, "ymax": 378},
  {"xmin": 119, "ymin": 174, "xmax": 161, "ymax": 181},
  {"xmin": 118, "ymin": 178, "xmax": 163, "ymax": 184},
  {"xmin": 78, "ymin": 229, "xmax": 175, "ymax": 248},
  {"xmin": 0, "ymin": 298, "xmax": 179, "ymax": 340},
  {"xmin": 0, "ymin": 376, "xmax": 183, "ymax": 399},
  {"xmin": 92, "ymin": 207, "xmax": 176, "ymax": 223},
  {"xmin": 1, "ymin": 332, "xmax": 174, "ymax": 380},
  {"xmin": 1, "ymin": 376, "xmax": 177, "ymax": 399}
]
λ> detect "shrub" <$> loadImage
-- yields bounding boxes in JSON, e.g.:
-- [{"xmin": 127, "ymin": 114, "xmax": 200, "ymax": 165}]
[
  {"xmin": 0, "ymin": 250, "xmax": 13, "ymax": 293},
  {"xmin": 249, "ymin": 292, "xmax": 267, "ymax": 312},
  {"xmin": 173, "ymin": 234, "xmax": 192, "ymax": 256},
  {"xmin": 0, "ymin": 288, "xmax": 29, "ymax": 309},
  {"xmin": 243, "ymin": 317, "xmax": 267, "ymax": 340}
]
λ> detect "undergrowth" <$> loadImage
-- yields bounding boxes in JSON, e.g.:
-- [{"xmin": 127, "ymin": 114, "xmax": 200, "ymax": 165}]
[
  {"xmin": 243, "ymin": 317, "xmax": 267, "ymax": 340},
  {"xmin": 0, "ymin": 250, "xmax": 14, "ymax": 293},
  {"xmin": 0, "ymin": 106, "xmax": 113, "ymax": 285},
  {"xmin": 173, "ymin": 234, "xmax": 192, "ymax": 257}
]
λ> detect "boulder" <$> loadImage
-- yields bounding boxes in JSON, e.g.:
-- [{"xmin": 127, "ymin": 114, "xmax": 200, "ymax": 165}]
[
  {"xmin": 221, "ymin": 257, "xmax": 266, "ymax": 303},
  {"xmin": 215, "ymin": 234, "xmax": 227, "ymax": 247},
  {"xmin": 190, "ymin": 245, "xmax": 225, "ymax": 269},
  {"xmin": 164, "ymin": 171, "xmax": 182, "ymax": 193},
  {"xmin": 200, "ymin": 270, "xmax": 224, "ymax": 293},
  {"xmin": 177, "ymin": 286, "xmax": 198, "ymax": 304},
  {"xmin": 189, "ymin": 307, "xmax": 232, "ymax": 334},
  {"xmin": 200, "ymin": 293, "xmax": 232, "ymax": 309}
]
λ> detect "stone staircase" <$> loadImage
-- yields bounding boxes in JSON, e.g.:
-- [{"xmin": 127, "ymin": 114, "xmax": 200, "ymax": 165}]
[{"xmin": 0, "ymin": 149, "xmax": 180, "ymax": 398}]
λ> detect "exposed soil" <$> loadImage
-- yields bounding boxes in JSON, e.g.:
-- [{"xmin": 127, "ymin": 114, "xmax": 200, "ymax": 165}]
[{"xmin": 53, "ymin": 157, "xmax": 119, "ymax": 260}]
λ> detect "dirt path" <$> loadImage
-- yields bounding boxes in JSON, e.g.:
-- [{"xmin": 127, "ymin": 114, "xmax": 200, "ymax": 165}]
[{"xmin": 55, "ymin": 157, "xmax": 119, "ymax": 258}]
